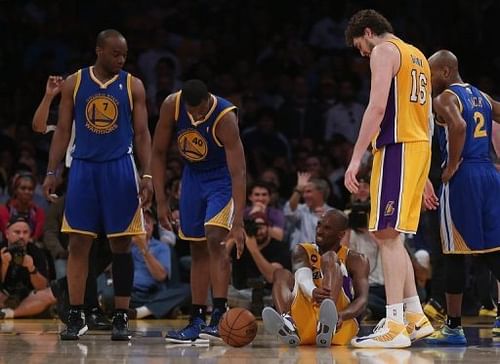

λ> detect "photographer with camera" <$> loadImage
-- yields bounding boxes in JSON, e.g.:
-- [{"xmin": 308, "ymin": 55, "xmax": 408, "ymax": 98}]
[
  {"xmin": 344, "ymin": 175, "xmax": 386, "ymax": 320},
  {"xmin": 0, "ymin": 215, "xmax": 49, "ymax": 319},
  {"xmin": 228, "ymin": 211, "xmax": 291, "ymax": 315}
]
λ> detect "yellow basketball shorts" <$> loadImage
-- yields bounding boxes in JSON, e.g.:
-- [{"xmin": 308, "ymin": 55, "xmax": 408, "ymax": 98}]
[{"xmin": 369, "ymin": 141, "xmax": 431, "ymax": 234}]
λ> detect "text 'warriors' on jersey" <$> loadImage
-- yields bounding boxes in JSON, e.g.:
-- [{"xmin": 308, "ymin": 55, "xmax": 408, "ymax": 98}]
[
  {"xmin": 174, "ymin": 91, "xmax": 237, "ymax": 170},
  {"xmin": 375, "ymin": 39, "xmax": 431, "ymax": 149},
  {"xmin": 73, "ymin": 67, "xmax": 134, "ymax": 162}
]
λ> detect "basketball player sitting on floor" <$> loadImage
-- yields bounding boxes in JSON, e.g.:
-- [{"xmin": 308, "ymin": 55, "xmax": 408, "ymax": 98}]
[{"xmin": 262, "ymin": 209, "xmax": 369, "ymax": 346}]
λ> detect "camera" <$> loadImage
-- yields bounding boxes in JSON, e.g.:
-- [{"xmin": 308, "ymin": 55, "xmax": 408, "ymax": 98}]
[
  {"xmin": 348, "ymin": 202, "xmax": 370, "ymax": 230},
  {"xmin": 7, "ymin": 241, "xmax": 26, "ymax": 266},
  {"xmin": 244, "ymin": 218, "xmax": 258, "ymax": 237}
]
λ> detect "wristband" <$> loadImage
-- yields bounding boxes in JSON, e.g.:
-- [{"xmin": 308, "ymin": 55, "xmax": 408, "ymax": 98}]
[
  {"xmin": 46, "ymin": 171, "xmax": 56, "ymax": 176},
  {"xmin": 295, "ymin": 267, "xmax": 316, "ymax": 299},
  {"xmin": 142, "ymin": 174, "xmax": 153, "ymax": 179}
]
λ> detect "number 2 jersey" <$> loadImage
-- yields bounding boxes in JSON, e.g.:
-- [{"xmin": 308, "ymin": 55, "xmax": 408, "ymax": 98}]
[
  {"xmin": 436, "ymin": 84, "xmax": 500, "ymax": 254},
  {"xmin": 436, "ymin": 83, "xmax": 493, "ymax": 167}
]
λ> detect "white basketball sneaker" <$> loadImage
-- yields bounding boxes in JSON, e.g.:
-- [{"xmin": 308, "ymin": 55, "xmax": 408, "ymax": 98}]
[{"xmin": 351, "ymin": 318, "xmax": 411, "ymax": 348}]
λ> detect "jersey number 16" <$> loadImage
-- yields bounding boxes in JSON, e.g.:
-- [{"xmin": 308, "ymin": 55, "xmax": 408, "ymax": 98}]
[{"xmin": 410, "ymin": 69, "xmax": 428, "ymax": 105}]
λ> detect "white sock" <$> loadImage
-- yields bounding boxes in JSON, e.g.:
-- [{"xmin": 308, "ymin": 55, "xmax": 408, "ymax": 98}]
[
  {"xmin": 135, "ymin": 306, "xmax": 152, "ymax": 319},
  {"xmin": 403, "ymin": 295, "xmax": 423, "ymax": 314},
  {"xmin": 1, "ymin": 308, "xmax": 14, "ymax": 319},
  {"xmin": 386, "ymin": 303, "xmax": 404, "ymax": 324}
]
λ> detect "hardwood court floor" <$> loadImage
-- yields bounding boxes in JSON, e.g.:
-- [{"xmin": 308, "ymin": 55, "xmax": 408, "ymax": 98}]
[{"xmin": 0, "ymin": 317, "xmax": 499, "ymax": 363}]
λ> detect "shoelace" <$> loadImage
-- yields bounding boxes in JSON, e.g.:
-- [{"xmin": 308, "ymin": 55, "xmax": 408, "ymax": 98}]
[
  {"xmin": 281, "ymin": 314, "xmax": 297, "ymax": 332},
  {"xmin": 67, "ymin": 310, "xmax": 84, "ymax": 328},
  {"xmin": 113, "ymin": 314, "xmax": 128, "ymax": 330},
  {"xmin": 208, "ymin": 311, "xmax": 224, "ymax": 327},
  {"xmin": 372, "ymin": 318, "xmax": 387, "ymax": 334},
  {"xmin": 182, "ymin": 318, "xmax": 203, "ymax": 332}
]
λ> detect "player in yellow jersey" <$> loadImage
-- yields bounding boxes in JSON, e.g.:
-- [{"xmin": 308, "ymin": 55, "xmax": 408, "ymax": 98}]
[
  {"xmin": 262, "ymin": 209, "xmax": 369, "ymax": 347},
  {"xmin": 344, "ymin": 10, "xmax": 434, "ymax": 347}
]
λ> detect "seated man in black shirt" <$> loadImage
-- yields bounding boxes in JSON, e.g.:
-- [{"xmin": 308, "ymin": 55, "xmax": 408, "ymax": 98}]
[
  {"xmin": 0, "ymin": 215, "xmax": 51, "ymax": 318},
  {"xmin": 229, "ymin": 211, "xmax": 291, "ymax": 314}
]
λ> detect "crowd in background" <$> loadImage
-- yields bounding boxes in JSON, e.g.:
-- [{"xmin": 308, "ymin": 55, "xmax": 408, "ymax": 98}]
[{"xmin": 0, "ymin": 0, "xmax": 499, "ymax": 320}]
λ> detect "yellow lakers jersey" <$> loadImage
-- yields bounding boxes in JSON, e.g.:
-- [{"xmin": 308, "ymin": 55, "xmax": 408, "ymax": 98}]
[
  {"xmin": 291, "ymin": 243, "xmax": 358, "ymax": 345},
  {"xmin": 374, "ymin": 38, "xmax": 431, "ymax": 149}
]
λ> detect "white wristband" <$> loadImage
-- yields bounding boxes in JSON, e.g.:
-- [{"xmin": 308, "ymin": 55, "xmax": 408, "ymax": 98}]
[
  {"xmin": 295, "ymin": 267, "xmax": 316, "ymax": 299},
  {"xmin": 45, "ymin": 125, "xmax": 57, "ymax": 134}
]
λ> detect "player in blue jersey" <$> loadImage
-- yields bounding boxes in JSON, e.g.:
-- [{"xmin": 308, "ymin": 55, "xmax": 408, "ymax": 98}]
[
  {"xmin": 43, "ymin": 29, "xmax": 153, "ymax": 341},
  {"xmin": 152, "ymin": 79, "xmax": 246, "ymax": 344},
  {"xmin": 424, "ymin": 50, "xmax": 500, "ymax": 345}
]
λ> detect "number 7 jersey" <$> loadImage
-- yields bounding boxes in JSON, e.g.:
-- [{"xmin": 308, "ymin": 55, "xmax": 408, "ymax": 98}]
[
  {"xmin": 374, "ymin": 38, "xmax": 431, "ymax": 149},
  {"xmin": 436, "ymin": 84, "xmax": 493, "ymax": 166}
]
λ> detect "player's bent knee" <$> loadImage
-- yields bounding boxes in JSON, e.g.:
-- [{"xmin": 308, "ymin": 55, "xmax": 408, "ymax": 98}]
[{"xmin": 273, "ymin": 268, "xmax": 295, "ymax": 287}]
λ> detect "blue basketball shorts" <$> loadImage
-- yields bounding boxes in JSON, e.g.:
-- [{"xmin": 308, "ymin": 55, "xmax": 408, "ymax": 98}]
[
  {"xmin": 62, "ymin": 154, "xmax": 144, "ymax": 238},
  {"xmin": 440, "ymin": 162, "xmax": 500, "ymax": 254},
  {"xmin": 178, "ymin": 165, "xmax": 233, "ymax": 241}
]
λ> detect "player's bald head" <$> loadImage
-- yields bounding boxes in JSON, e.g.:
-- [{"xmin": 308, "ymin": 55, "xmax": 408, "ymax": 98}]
[
  {"xmin": 429, "ymin": 50, "xmax": 461, "ymax": 95},
  {"xmin": 96, "ymin": 29, "xmax": 126, "ymax": 48},
  {"xmin": 429, "ymin": 50, "xmax": 458, "ymax": 72},
  {"xmin": 323, "ymin": 209, "xmax": 349, "ymax": 231}
]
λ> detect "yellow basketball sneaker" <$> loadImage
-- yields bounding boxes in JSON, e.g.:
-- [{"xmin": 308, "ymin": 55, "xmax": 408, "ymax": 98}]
[
  {"xmin": 405, "ymin": 311, "xmax": 434, "ymax": 341},
  {"xmin": 351, "ymin": 318, "xmax": 411, "ymax": 348},
  {"xmin": 423, "ymin": 299, "xmax": 446, "ymax": 323},
  {"xmin": 479, "ymin": 306, "xmax": 497, "ymax": 318}
]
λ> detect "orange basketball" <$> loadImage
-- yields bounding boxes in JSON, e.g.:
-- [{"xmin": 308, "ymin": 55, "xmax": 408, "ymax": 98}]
[{"xmin": 219, "ymin": 308, "xmax": 258, "ymax": 347}]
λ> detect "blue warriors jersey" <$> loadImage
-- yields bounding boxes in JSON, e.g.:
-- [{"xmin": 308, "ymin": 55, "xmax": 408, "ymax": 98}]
[
  {"xmin": 437, "ymin": 83, "xmax": 500, "ymax": 254},
  {"xmin": 436, "ymin": 83, "xmax": 493, "ymax": 167},
  {"xmin": 174, "ymin": 92, "xmax": 237, "ymax": 170},
  {"xmin": 72, "ymin": 67, "xmax": 134, "ymax": 162}
]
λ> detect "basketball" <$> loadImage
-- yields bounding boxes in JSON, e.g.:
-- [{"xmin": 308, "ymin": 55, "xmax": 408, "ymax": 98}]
[{"xmin": 219, "ymin": 308, "xmax": 258, "ymax": 347}]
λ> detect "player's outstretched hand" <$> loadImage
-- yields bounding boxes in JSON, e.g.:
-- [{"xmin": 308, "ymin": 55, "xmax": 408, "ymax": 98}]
[
  {"xmin": 157, "ymin": 203, "xmax": 173, "ymax": 231},
  {"xmin": 46, "ymin": 76, "xmax": 64, "ymax": 97},
  {"xmin": 43, "ymin": 175, "xmax": 57, "ymax": 201},
  {"xmin": 139, "ymin": 176, "xmax": 153, "ymax": 209},
  {"xmin": 225, "ymin": 224, "xmax": 245, "ymax": 259},
  {"xmin": 422, "ymin": 179, "xmax": 439, "ymax": 211},
  {"xmin": 344, "ymin": 159, "xmax": 360, "ymax": 193}
]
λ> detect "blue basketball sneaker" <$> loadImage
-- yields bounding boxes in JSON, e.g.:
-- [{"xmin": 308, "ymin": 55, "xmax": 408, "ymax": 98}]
[
  {"xmin": 199, "ymin": 308, "xmax": 225, "ymax": 343},
  {"xmin": 165, "ymin": 317, "xmax": 208, "ymax": 345},
  {"xmin": 424, "ymin": 325, "xmax": 467, "ymax": 345},
  {"xmin": 493, "ymin": 317, "xmax": 500, "ymax": 337}
]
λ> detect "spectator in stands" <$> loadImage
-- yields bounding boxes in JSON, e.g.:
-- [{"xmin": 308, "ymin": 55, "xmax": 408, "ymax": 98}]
[
  {"xmin": 324, "ymin": 77, "xmax": 365, "ymax": 144},
  {"xmin": 242, "ymin": 107, "xmax": 291, "ymax": 176},
  {"xmin": 245, "ymin": 181, "xmax": 285, "ymax": 242},
  {"xmin": 284, "ymin": 172, "xmax": 332, "ymax": 248},
  {"xmin": 0, "ymin": 172, "xmax": 45, "ymax": 242},
  {"xmin": 99, "ymin": 210, "xmax": 190, "ymax": 319},
  {"xmin": 277, "ymin": 75, "xmax": 323, "ymax": 141},
  {"xmin": 0, "ymin": 215, "xmax": 50, "ymax": 319},
  {"xmin": 344, "ymin": 175, "xmax": 386, "ymax": 320},
  {"xmin": 228, "ymin": 211, "xmax": 291, "ymax": 314}
]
